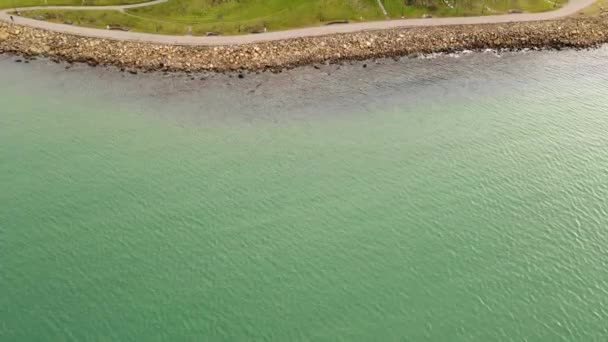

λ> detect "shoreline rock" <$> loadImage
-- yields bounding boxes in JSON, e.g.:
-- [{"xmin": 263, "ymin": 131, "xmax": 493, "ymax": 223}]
[{"xmin": 1, "ymin": 15, "xmax": 607, "ymax": 73}]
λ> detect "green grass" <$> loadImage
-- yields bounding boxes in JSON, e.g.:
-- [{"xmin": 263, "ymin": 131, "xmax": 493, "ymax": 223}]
[
  {"xmin": 579, "ymin": 0, "xmax": 607, "ymax": 14},
  {"xmin": 1, "ymin": 0, "xmax": 146, "ymax": 10},
  {"xmin": 382, "ymin": 0, "xmax": 566, "ymax": 17},
  {"xmin": 18, "ymin": 0, "xmax": 572, "ymax": 36},
  {"xmin": 20, "ymin": 8, "xmax": 217, "ymax": 34},
  {"xmin": 20, "ymin": 0, "xmax": 388, "ymax": 34},
  {"xmin": 128, "ymin": 0, "xmax": 384, "ymax": 32}
]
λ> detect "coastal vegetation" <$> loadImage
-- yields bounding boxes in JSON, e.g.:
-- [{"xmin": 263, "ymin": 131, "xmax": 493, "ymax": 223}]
[{"xmin": 14, "ymin": 0, "xmax": 568, "ymax": 35}]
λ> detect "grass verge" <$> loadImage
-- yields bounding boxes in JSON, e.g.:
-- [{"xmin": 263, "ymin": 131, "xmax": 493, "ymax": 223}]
[{"xmin": 1, "ymin": 0, "xmax": 147, "ymax": 10}]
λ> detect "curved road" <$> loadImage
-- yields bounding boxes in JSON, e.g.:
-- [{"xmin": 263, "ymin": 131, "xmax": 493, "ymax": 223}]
[{"xmin": 0, "ymin": 0, "xmax": 598, "ymax": 45}]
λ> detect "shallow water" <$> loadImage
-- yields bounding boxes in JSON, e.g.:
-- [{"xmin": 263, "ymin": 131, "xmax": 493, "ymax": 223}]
[{"xmin": 2, "ymin": 48, "xmax": 608, "ymax": 341}]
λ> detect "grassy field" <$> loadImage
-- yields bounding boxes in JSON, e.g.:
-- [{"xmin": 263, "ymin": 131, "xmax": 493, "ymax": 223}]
[
  {"xmin": 19, "ymin": 0, "xmax": 387, "ymax": 34},
  {"xmin": 579, "ymin": 0, "xmax": 607, "ymax": 13},
  {"xmin": 383, "ymin": 0, "xmax": 564, "ymax": 17},
  {"xmin": 19, "ymin": 8, "xmax": 201, "ymax": 34},
  {"xmin": 17, "ymin": 0, "xmax": 570, "ymax": 36}
]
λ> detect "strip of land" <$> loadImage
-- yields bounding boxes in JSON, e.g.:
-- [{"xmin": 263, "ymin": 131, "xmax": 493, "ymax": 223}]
[
  {"xmin": 0, "ymin": 0, "xmax": 606, "ymax": 73},
  {"xmin": 0, "ymin": 0, "xmax": 599, "ymax": 45}
]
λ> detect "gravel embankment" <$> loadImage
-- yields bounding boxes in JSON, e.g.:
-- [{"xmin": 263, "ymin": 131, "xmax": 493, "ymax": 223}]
[{"xmin": 1, "ymin": 15, "xmax": 607, "ymax": 72}]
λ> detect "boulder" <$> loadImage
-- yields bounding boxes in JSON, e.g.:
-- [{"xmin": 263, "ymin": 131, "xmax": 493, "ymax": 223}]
[{"xmin": 29, "ymin": 44, "xmax": 50, "ymax": 55}]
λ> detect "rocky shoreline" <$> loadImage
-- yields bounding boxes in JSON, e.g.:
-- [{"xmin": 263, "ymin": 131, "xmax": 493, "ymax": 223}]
[{"xmin": 1, "ymin": 14, "xmax": 607, "ymax": 73}]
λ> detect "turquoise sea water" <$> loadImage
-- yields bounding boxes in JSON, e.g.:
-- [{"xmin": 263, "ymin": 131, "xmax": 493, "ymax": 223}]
[{"xmin": 2, "ymin": 49, "xmax": 608, "ymax": 341}]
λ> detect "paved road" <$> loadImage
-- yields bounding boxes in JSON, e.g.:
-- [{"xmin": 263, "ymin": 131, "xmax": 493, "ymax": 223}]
[{"xmin": 0, "ymin": 0, "xmax": 597, "ymax": 45}]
